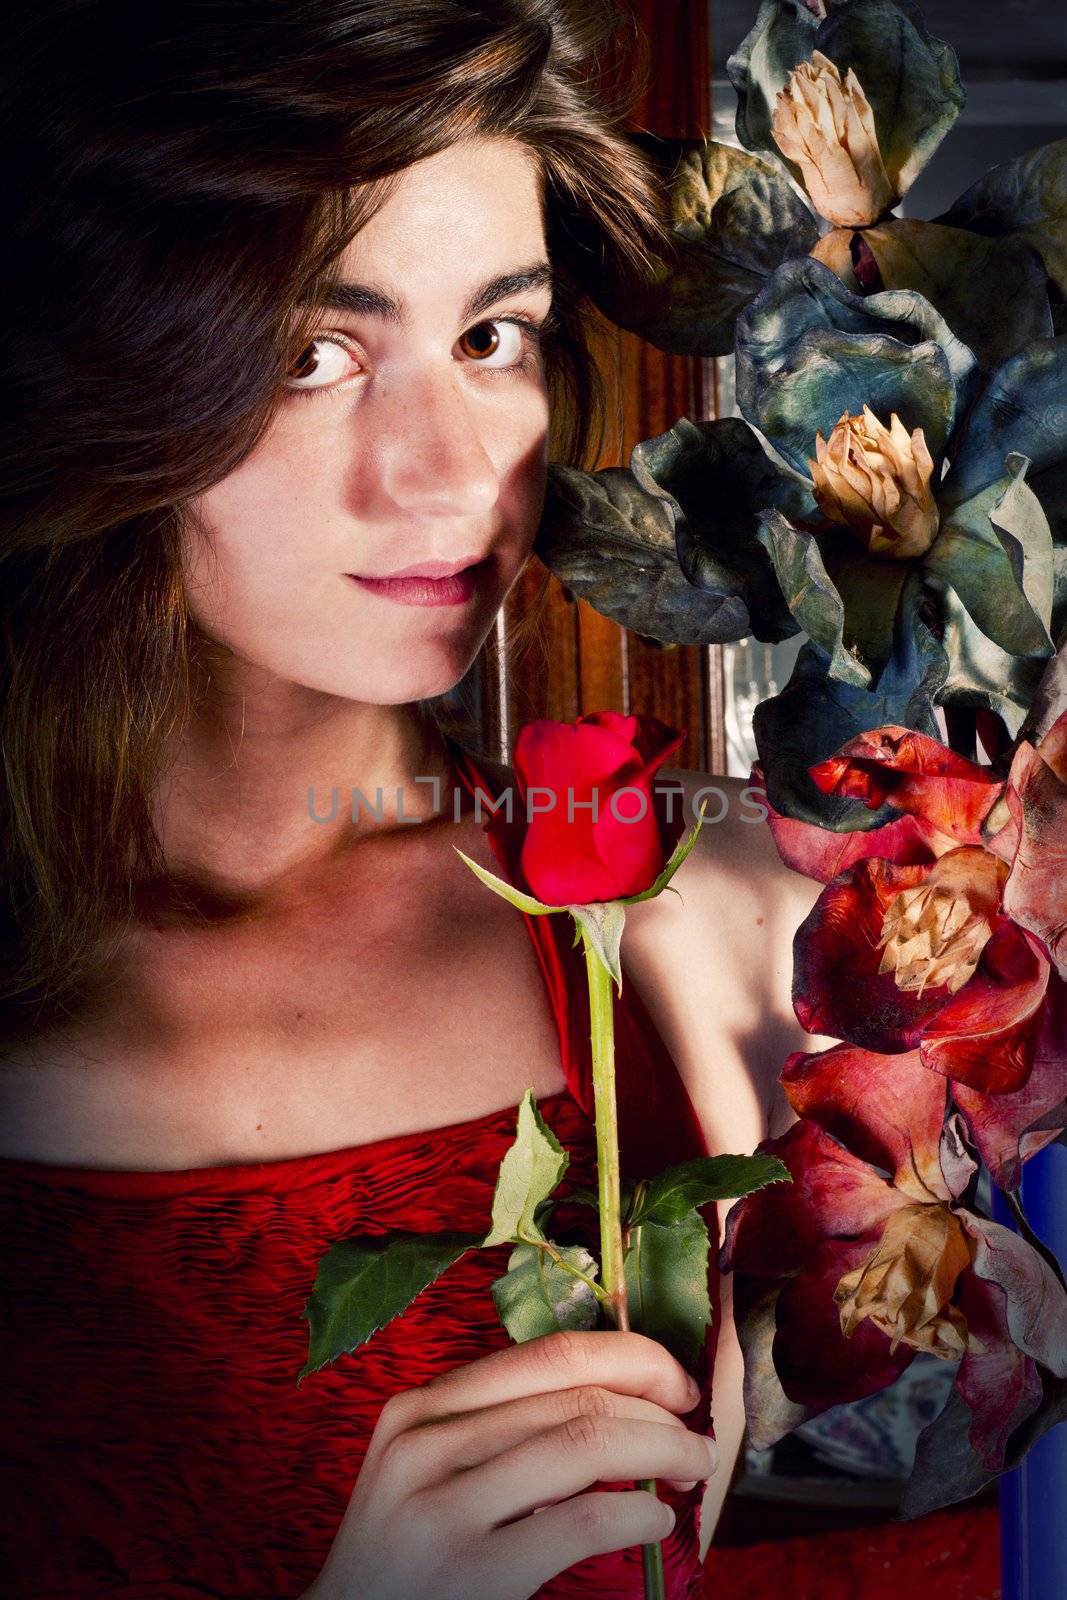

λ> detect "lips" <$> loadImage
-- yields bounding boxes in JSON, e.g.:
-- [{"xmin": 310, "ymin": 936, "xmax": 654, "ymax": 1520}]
[
  {"xmin": 345, "ymin": 563, "xmax": 485, "ymax": 607},
  {"xmin": 349, "ymin": 556, "xmax": 486, "ymax": 580}
]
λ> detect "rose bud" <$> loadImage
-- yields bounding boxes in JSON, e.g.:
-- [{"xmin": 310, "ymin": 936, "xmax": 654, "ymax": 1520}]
[
  {"xmin": 809, "ymin": 405, "xmax": 940, "ymax": 559},
  {"xmin": 834, "ymin": 1200, "xmax": 975, "ymax": 1359},
  {"xmin": 771, "ymin": 50, "xmax": 893, "ymax": 227}
]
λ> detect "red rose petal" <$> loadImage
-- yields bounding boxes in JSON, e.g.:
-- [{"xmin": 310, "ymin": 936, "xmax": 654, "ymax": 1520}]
[
  {"xmin": 773, "ymin": 1234, "xmax": 916, "ymax": 1407},
  {"xmin": 719, "ymin": 1120, "xmax": 903, "ymax": 1280},
  {"xmin": 792, "ymin": 857, "xmax": 945, "ymax": 1050},
  {"xmin": 919, "ymin": 924, "xmax": 1051, "ymax": 1094},
  {"xmin": 810, "ymin": 726, "xmax": 1004, "ymax": 843},
  {"xmin": 781, "ymin": 1044, "xmax": 951, "ymax": 1202},
  {"xmin": 952, "ymin": 973, "xmax": 1067, "ymax": 1190}
]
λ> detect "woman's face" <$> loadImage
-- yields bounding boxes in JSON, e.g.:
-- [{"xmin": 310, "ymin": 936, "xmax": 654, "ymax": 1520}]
[{"xmin": 182, "ymin": 135, "xmax": 553, "ymax": 707}]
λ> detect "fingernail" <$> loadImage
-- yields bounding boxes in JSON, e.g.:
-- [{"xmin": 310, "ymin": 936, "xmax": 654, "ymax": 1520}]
[{"xmin": 704, "ymin": 1434, "xmax": 720, "ymax": 1469}]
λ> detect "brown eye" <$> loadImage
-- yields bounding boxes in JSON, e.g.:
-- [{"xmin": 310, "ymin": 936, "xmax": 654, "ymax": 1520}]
[
  {"xmin": 287, "ymin": 344, "xmax": 319, "ymax": 381},
  {"xmin": 283, "ymin": 336, "xmax": 357, "ymax": 392},
  {"xmin": 457, "ymin": 322, "xmax": 502, "ymax": 360}
]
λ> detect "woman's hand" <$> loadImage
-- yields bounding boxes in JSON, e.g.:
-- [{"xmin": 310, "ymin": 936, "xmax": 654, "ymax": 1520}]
[{"xmin": 303, "ymin": 1328, "xmax": 719, "ymax": 1600}]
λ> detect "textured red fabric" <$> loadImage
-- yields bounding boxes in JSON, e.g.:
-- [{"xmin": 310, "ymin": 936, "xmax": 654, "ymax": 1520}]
[
  {"xmin": 703, "ymin": 1503, "xmax": 1001, "ymax": 1600},
  {"xmin": 0, "ymin": 736, "xmax": 720, "ymax": 1599}
]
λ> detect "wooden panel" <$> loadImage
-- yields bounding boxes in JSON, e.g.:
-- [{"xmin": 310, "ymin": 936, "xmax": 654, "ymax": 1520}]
[{"xmin": 469, "ymin": 0, "xmax": 729, "ymax": 774}]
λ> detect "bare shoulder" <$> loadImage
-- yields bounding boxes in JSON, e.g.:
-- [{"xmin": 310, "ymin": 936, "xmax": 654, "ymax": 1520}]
[
  {"xmin": 622, "ymin": 766, "xmax": 825, "ymax": 1159},
  {"xmin": 658, "ymin": 766, "xmax": 820, "ymax": 932}
]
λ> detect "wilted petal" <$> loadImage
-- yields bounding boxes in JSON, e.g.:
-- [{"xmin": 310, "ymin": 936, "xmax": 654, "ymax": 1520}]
[
  {"xmin": 753, "ymin": 578, "xmax": 950, "ymax": 837},
  {"xmin": 773, "ymin": 1233, "xmax": 916, "ymax": 1406},
  {"xmin": 583, "ymin": 135, "xmax": 822, "ymax": 360},
  {"xmin": 770, "ymin": 805, "xmax": 938, "ymax": 881},
  {"xmin": 734, "ymin": 257, "xmax": 975, "ymax": 481},
  {"xmin": 939, "ymin": 1113, "xmax": 980, "ymax": 1201},
  {"xmin": 958, "ymin": 1210, "xmax": 1067, "ymax": 1379},
  {"xmin": 953, "ymin": 974, "xmax": 1067, "ymax": 1190},
  {"xmin": 1036, "ymin": 709, "xmax": 1067, "ymax": 779},
  {"xmin": 729, "ymin": 1275, "xmax": 822, "ymax": 1452},
  {"xmin": 780, "ymin": 1044, "xmax": 952, "ymax": 1202},
  {"xmin": 920, "ymin": 924, "xmax": 1052, "ymax": 1094},
  {"xmin": 953, "ymin": 1269, "xmax": 1044, "ymax": 1471},
  {"xmin": 877, "ymin": 847, "xmax": 1005, "ymax": 996},
  {"xmin": 719, "ymin": 1119, "xmax": 904, "ymax": 1281},
  {"xmin": 1001, "ymin": 717, "xmax": 1067, "ymax": 980},
  {"xmin": 793, "ymin": 857, "xmax": 953, "ymax": 1049},
  {"xmin": 754, "ymin": 761, "xmax": 937, "ymax": 882},
  {"xmin": 833, "ymin": 1201, "xmax": 973, "ymax": 1358},
  {"xmin": 813, "ymin": 218, "xmax": 1054, "ymax": 374},
  {"xmin": 811, "ymin": 724, "xmax": 1005, "ymax": 843}
]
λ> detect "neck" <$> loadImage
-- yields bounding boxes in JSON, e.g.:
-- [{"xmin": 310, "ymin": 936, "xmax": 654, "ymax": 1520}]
[{"xmin": 152, "ymin": 647, "xmax": 462, "ymax": 903}]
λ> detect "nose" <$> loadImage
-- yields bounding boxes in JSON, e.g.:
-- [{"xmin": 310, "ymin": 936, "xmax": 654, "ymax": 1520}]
[{"xmin": 374, "ymin": 367, "xmax": 500, "ymax": 518}]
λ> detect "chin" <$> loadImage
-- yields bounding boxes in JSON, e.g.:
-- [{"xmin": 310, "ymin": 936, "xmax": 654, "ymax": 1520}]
[{"xmin": 331, "ymin": 655, "xmax": 478, "ymax": 709}]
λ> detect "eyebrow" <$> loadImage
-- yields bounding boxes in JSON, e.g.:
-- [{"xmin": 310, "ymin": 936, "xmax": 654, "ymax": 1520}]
[{"xmin": 301, "ymin": 262, "xmax": 554, "ymax": 327}]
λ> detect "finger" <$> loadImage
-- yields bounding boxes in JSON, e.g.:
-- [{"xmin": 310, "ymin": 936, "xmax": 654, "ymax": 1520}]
[
  {"xmin": 378, "ymin": 1329, "xmax": 700, "ymax": 1445},
  {"xmin": 489, "ymin": 1489, "xmax": 677, "ymax": 1594},
  {"xmin": 456, "ymin": 1414, "xmax": 717, "ymax": 1530},
  {"xmin": 376, "ymin": 1383, "xmax": 700, "ymax": 1495}
]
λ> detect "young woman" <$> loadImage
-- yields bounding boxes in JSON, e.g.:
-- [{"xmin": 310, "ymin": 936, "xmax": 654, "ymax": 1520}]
[{"xmin": 0, "ymin": 2, "xmax": 819, "ymax": 1595}]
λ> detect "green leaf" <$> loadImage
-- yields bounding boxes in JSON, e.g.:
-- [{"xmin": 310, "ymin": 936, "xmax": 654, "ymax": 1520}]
[
  {"xmin": 568, "ymin": 900, "xmax": 627, "ymax": 995},
  {"xmin": 736, "ymin": 258, "xmax": 976, "ymax": 477},
  {"xmin": 938, "ymin": 581, "xmax": 1045, "ymax": 738},
  {"xmin": 924, "ymin": 457, "xmax": 1055, "ymax": 660},
  {"xmin": 628, "ymin": 416, "xmax": 811, "ymax": 644},
  {"xmin": 586, "ymin": 134, "xmax": 819, "ymax": 357},
  {"xmin": 836, "ymin": 219, "xmax": 1053, "ymax": 374},
  {"xmin": 629, "ymin": 1154, "xmax": 793, "ymax": 1228},
  {"xmin": 535, "ymin": 460, "xmax": 758, "ymax": 647},
  {"xmin": 937, "ymin": 137, "xmax": 1067, "ymax": 305},
  {"xmin": 624, "ymin": 1209, "xmax": 713, "ymax": 1372},
  {"xmin": 482, "ymin": 1090, "xmax": 570, "ymax": 1249},
  {"xmin": 942, "ymin": 338, "xmax": 1067, "ymax": 541},
  {"xmin": 816, "ymin": 0, "xmax": 965, "ymax": 196},
  {"xmin": 755, "ymin": 511, "xmax": 870, "ymax": 688},
  {"xmin": 569, "ymin": 1181, "xmax": 637, "ymax": 1217},
  {"xmin": 299, "ymin": 1230, "xmax": 481, "ymax": 1382},
  {"xmin": 492, "ymin": 1241, "xmax": 601, "ymax": 1342},
  {"xmin": 452, "ymin": 846, "xmax": 557, "ymax": 915}
]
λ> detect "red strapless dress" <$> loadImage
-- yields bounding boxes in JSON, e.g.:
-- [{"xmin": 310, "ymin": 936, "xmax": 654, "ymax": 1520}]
[{"xmin": 0, "ymin": 737, "xmax": 720, "ymax": 1599}]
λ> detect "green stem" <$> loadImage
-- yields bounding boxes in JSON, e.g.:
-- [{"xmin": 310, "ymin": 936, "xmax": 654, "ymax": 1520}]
[
  {"xmin": 580, "ymin": 922, "xmax": 666, "ymax": 1600},
  {"xmin": 518, "ymin": 1231, "xmax": 612, "ymax": 1306}
]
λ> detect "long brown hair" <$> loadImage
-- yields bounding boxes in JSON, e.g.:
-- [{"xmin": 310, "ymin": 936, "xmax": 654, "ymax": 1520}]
[{"xmin": 0, "ymin": 0, "xmax": 672, "ymax": 1038}]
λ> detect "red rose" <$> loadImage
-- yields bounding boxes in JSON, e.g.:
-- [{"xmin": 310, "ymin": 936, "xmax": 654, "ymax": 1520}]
[{"xmin": 484, "ymin": 711, "xmax": 687, "ymax": 905}]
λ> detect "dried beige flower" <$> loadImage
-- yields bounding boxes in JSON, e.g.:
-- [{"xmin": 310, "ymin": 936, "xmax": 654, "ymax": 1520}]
[
  {"xmin": 771, "ymin": 51, "xmax": 893, "ymax": 227},
  {"xmin": 878, "ymin": 848, "xmax": 1007, "ymax": 997},
  {"xmin": 834, "ymin": 1201, "xmax": 975, "ymax": 1358},
  {"xmin": 809, "ymin": 406, "xmax": 939, "ymax": 559}
]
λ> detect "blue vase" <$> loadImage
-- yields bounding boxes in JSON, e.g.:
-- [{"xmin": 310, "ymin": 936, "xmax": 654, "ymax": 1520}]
[{"xmin": 991, "ymin": 1140, "xmax": 1067, "ymax": 1600}]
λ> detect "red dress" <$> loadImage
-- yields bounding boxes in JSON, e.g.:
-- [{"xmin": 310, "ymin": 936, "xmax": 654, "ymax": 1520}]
[{"xmin": 0, "ymin": 737, "xmax": 721, "ymax": 1599}]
